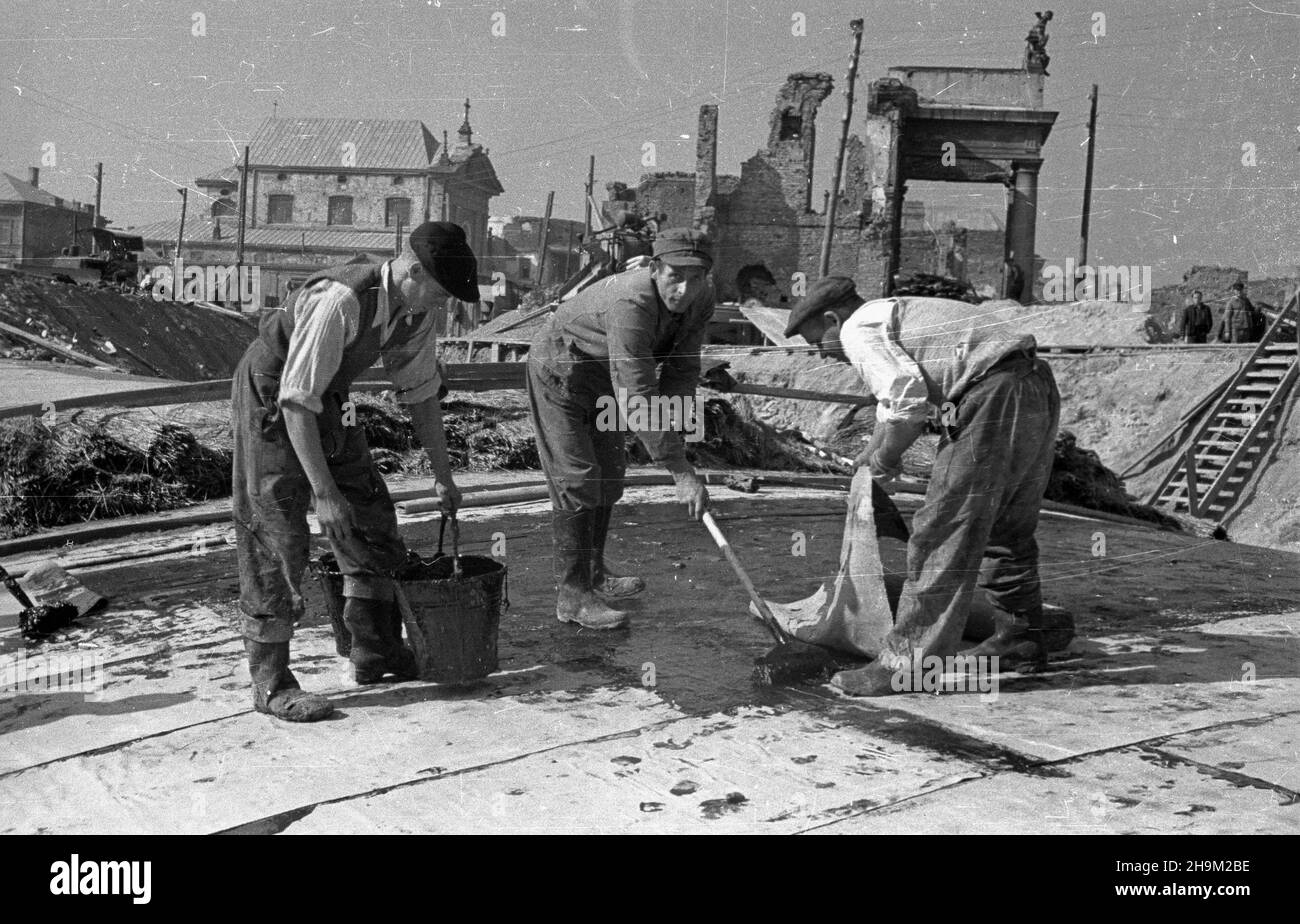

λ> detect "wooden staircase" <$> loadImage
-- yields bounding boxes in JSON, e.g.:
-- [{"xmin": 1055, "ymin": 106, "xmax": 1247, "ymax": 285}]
[{"xmin": 1149, "ymin": 291, "xmax": 1299, "ymax": 520}]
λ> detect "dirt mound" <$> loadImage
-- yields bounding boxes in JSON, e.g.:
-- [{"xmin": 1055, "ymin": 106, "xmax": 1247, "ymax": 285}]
[
  {"xmin": 0, "ymin": 415, "xmax": 232, "ymax": 539},
  {"xmin": 0, "ymin": 269, "xmax": 256, "ymax": 380},
  {"xmin": 1222, "ymin": 391, "xmax": 1300, "ymax": 553},
  {"xmin": 1046, "ymin": 431, "xmax": 1173, "ymax": 527},
  {"xmin": 1049, "ymin": 349, "xmax": 1243, "ymax": 500}
]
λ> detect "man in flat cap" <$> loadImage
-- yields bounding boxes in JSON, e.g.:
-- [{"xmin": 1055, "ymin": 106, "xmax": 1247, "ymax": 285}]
[
  {"xmin": 784, "ymin": 278, "xmax": 1070, "ymax": 695},
  {"xmin": 230, "ymin": 221, "xmax": 477, "ymax": 721},
  {"xmin": 527, "ymin": 228, "xmax": 715, "ymax": 630}
]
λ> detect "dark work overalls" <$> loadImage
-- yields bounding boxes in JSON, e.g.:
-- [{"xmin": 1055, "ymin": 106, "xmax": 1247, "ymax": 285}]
[
  {"xmin": 231, "ymin": 263, "xmax": 414, "ymax": 644},
  {"xmin": 525, "ymin": 266, "xmax": 713, "ymax": 601}
]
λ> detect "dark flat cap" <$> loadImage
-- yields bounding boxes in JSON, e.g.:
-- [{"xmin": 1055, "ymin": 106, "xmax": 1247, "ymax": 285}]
[
  {"xmin": 652, "ymin": 228, "xmax": 713, "ymax": 268},
  {"xmin": 784, "ymin": 275, "xmax": 861, "ymax": 337},
  {"xmin": 409, "ymin": 221, "xmax": 480, "ymax": 302}
]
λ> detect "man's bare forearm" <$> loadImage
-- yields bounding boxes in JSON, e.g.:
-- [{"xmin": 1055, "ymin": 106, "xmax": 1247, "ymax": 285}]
[
  {"xmin": 282, "ymin": 403, "xmax": 340, "ymax": 498},
  {"xmin": 408, "ymin": 396, "xmax": 456, "ymax": 482}
]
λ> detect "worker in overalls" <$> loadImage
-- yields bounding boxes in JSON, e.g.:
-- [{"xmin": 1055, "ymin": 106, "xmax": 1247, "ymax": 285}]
[
  {"xmin": 784, "ymin": 277, "xmax": 1070, "ymax": 695},
  {"xmin": 231, "ymin": 222, "xmax": 477, "ymax": 722},
  {"xmin": 526, "ymin": 229, "xmax": 715, "ymax": 630}
]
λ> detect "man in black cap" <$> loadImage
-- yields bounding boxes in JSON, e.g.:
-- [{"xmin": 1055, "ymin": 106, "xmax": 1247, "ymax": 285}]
[
  {"xmin": 229, "ymin": 221, "xmax": 478, "ymax": 722},
  {"xmin": 783, "ymin": 277, "xmax": 1068, "ymax": 695},
  {"xmin": 527, "ymin": 227, "xmax": 715, "ymax": 630},
  {"xmin": 1217, "ymin": 281, "xmax": 1261, "ymax": 343}
]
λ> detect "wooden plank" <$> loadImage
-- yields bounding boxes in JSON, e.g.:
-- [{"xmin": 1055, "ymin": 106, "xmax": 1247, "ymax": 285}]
[
  {"xmin": 0, "ymin": 379, "xmax": 230, "ymax": 420},
  {"xmin": 0, "ymin": 319, "xmax": 112, "ymax": 369},
  {"xmin": 0, "ymin": 362, "xmax": 531, "ymax": 420},
  {"xmin": 722, "ymin": 381, "xmax": 874, "ymax": 407}
]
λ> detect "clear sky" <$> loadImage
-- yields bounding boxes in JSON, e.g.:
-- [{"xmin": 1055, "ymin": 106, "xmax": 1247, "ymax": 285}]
[{"xmin": 3, "ymin": 0, "xmax": 1296, "ymax": 286}]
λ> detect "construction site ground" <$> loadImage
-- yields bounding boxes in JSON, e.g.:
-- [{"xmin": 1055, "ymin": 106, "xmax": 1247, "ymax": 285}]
[{"xmin": 3, "ymin": 477, "xmax": 1298, "ymax": 835}]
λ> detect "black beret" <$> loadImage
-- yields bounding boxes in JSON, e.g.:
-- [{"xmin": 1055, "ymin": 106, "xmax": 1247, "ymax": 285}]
[
  {"xmin": 784, "ymin": 275, "xmax": 861, "ymax": 337},
  {"xmin": 409, "ymin": 221, "xmax": 480, "ymax": 302}
]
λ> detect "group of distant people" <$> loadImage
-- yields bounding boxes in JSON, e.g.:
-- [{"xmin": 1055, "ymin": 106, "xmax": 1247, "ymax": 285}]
[{"xmin": 1178, "ymin": 282, "xmax": 1266, "ymax": 344}]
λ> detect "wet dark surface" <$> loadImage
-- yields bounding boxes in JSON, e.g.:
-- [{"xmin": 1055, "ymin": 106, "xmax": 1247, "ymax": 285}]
[
  {"xmin": 6, "ymin": 488, "xmax": 1300, "ymax": 833},
  {"xmin": 45, "ymin": 491, "xmax": 1300, "ymax": 719}
]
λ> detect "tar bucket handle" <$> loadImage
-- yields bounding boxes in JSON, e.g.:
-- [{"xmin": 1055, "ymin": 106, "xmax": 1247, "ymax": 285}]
[{"xmin": 437, "ymin": 513, "xmax": 464, "ymax": 577}]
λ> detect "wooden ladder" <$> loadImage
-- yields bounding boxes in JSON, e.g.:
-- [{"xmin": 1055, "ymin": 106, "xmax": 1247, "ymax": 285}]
[{"xmin": 1149, "ymin": 290, "xmax": 1299, "ymax": 520}]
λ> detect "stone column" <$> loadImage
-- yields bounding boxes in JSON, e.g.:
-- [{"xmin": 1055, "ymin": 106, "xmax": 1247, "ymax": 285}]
[{"xmin": 1005, "ymin": 160, "xmax": 1041, "ymax": 300}]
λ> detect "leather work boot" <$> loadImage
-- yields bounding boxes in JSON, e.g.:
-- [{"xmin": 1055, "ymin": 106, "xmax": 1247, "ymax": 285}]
[
  {"xmin": 343, "ymin": 596, "xmax": 420, "ymax": 684},
  {"xmin": 959, "ymin": 610, "xmax": 1047, "ymax": 669},
  {"xmin": 553, "ymin": 509, "xmax": 628, "ymax": 630},
  {"xmin": 591, "ymin": 504, "xmax": 645, "ymax": 598},
  {"xmin": 244, "ymin": 639, "xmax": 335, "ymax": 722}
]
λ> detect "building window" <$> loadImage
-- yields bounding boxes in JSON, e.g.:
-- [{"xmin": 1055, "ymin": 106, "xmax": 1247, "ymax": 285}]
[
  {"xmin": 336, "ymin": 175, "xmax": 348, "ymax": 184},
  {"xmin": 519, "ymin": 258, "xmax": 531, "ymax": 280},
  {"xmin": 779, "ymin": 111, "xmax": 802, "ymax": 140},
  {"xmin": 276, "ymin": 173, "xmax": 287, "ymax": 181},
  {"xmin": 0, "ymin": 218, "xmax": 17, "ymax": 244},
  {"xmin": 392, "ymin": 176, "xmax": 405, "ymax": 185},
  {"xmin": 267, "ymin": 195, "xmax": 293, "ymax": 224},
  {"xmin": 328, "ymin": 196, "xmax": 353, "ymax": 226},
  {"xmin": 385, "ymin": 197, "xmax": 411, "ymax": 228}
]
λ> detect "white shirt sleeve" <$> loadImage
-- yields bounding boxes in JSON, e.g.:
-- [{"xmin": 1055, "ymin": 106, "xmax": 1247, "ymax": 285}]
[
  {"xmin": 380, "ymin": 307, "xmax": 444, "ymax": 405},
  {"xmin": 841, "ymin": 299, "xmax": 933, "ymax": 426},
  {"xmin": 278, "ymin": 281, "xmax": 361, "ymax": 414}
]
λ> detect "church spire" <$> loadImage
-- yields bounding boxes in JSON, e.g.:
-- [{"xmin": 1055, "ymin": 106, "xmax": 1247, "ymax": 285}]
[{"xmin": 457, "ymin": 98, "xmax": 473, "ymax": 146}]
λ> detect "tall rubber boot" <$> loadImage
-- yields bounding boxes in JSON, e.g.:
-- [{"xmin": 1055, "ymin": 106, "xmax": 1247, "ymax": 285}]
[
  {"xmin": 244, "ymin": 639, "xmax": 334, "ymax": 722},
  {"xmin": 553, "ymin": 509, "xmax": 628, "ymax": 630},
  {"xmin": 343, "ymin": 597, "xmax": 419, "ymax": 684},
  {"xmin": 591, "ymin": 504, "xmax": 645, "ymax": 598}
]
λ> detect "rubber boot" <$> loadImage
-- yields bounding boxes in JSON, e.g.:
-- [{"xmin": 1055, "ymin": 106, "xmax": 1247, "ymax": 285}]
[
  {"xmin": 553, "ymin": 509, "xmax": 628, "ymax": 630},
  {"xmin": 343, "ymin": 597, "xmax": 420, "ymax": 684},
  {"xmin": 244, "ymin": 639, "xmax": 335, "ymax": 722},
  {"xmin": 591, "ymin": 504, "xmax": 645, "ymax": 598}
]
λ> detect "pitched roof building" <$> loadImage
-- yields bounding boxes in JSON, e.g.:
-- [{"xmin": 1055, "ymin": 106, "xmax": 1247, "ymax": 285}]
[
  {"xmin": 0, "ymin": 168, "xmax": 108, "ymax": 264},
  {"xmin": 129, "ymin": 104, "xmax": 504, "ymax": 308}
]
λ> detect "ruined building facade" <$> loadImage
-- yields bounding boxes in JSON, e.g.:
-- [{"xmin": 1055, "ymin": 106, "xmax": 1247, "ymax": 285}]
[{"xmin": 606, "ymin": 34, "xmax": 1057, "ymax": 305}]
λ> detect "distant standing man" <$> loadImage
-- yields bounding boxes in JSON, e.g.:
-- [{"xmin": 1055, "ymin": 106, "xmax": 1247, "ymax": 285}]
[
  {"xmin": 527, "ymin": 229, "xmax": 715, "ymax": 630},
  {"xmin": 1003, "ymin": 252, "xmax": 1025, "ymax": 303},
  {"xmin": 231, "ymin": 222, "xmax": 476, "ymax": 722},
  {"xmin": 1217, "ymin": 281, "xmax": 1259, "ymax": 343},
  {"xmin": 784, "ymin": 277, "xmax": 1067, "ymax": 695},
  {"xmin": 1180, "ymin": 290, "xmax": 1213, "ymax": 344}
]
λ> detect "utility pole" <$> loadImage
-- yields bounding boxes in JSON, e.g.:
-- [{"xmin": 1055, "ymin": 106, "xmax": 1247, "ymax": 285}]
[
  {"xmin": 1077, "ymin": 84, "xmax": 1098, "ymax": 297},
  {"xmin": 584, "ymin": 155, "xmax": 595, "ymax": 237},
  {"xmin": 537, "ymin": 190, "xmax": 554, "ymax": 287},
  {"xmin": 92, "ymin": 162, "xmax": 103, "ymax": 230},
  {"xmin": 818, "ymin": 18, "xmax": 865, "ymax": 278},
  {"xmin": 236, "ymin": 145, "xmax": 250, "ymax": 272},
  {"xmin": 175, "ymin": 187, "xmax": 188, "ymax": 262},
  {"xmin": 582, "ymin": 156, "xmax": 595, "ymax": 269}
]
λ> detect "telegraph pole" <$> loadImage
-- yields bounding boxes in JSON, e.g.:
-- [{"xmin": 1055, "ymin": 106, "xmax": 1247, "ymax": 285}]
[
  {"xmin": 818, "ymin": 18, "xmax": 865, "ymax": 277},
  {"xmin": 537, "ymin": 190, "xmax": 554, "ymax": 286},
  {"xmin": 175, "ymin": 187, "xmax": 188, "ymax": 261},
  {"xmin": 236, "ymin": 146, "xmax": 250, "ymax": 269},
  {"xmin": 1077, "ymin": 84, "xmax": 1098, "ymax": 296},
  {"xmin": 584, "ymin": 155, "xmax": 595, "ymax": 237},
  {"xmin": 92, "ymin": 162, "xmax": 103, "ymax": 230}
]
